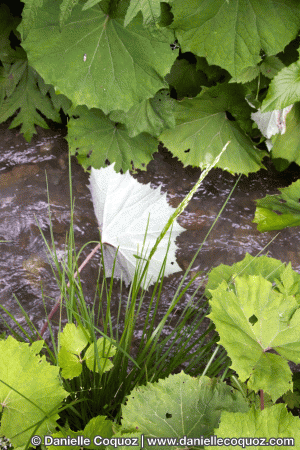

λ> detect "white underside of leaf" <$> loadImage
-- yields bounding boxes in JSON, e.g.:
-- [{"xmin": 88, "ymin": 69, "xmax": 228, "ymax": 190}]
[
  {"xmin": 251, "ymin": 105, "xmax": 293, "ymax": 149},
  {"xmin": 89, "ymin": 163, "xmax": 185, "ymax": 287}
]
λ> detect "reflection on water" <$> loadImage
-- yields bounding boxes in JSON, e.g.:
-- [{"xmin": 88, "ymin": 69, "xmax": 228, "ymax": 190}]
[{"xmin": 1, "ymin": 119, "xmax": 300, "ymax": 373}]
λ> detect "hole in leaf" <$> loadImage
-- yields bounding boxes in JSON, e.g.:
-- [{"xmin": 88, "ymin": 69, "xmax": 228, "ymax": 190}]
[
  {"xmin": 279, "ymin": 199, "xmax": 286, "ymax": 203},
  {"xmin": 225, "ymin": 111, "xmax": 235, "ymax": 121},
  {"xmin": 166, "ymin": 413, "xmax": 172, "ymax": 419},
  {"xmin": 184, "ymin": 149, "xmax": 190, "ymax": 153},
  {"xmin": 248, "ymin": 314, "xmax": 258, "ymax": 325},
  {"xmin": 274, "ymin": 210, "xmax": 283, "ymax": 215}
]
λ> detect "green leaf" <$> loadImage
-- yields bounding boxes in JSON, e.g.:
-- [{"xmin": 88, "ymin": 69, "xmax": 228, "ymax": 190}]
[
  {"xmin": 59, "ymin": 0, "xmax": 81, "ymax": 29},
  {"xmin": 124, "ymin": 0, "xmax": 164, "ymax": 27},
  {"xmin": 0, "ymin": 4, "xmax": 22, "ymax": 64},
  {"xmin": 205, "ymin": 404, "xmax": 300, "ymax": 450},
  {"xmin": 67, "ymin": 105, "xmax": 159, "ymax": 172},
  {"xmin": 0, "ymin": 336, "xmax": 68, "ymax": 450},
  {"xmin": 0, "ymin": 62, "xmax": 61, "ymax": 142},
  {"xmin": 58, "ymin": 323, "xmax": 91, "ymax": 379},
  {"xmin": 20, "ymin": 0, "xmax": 178, "ymax": 115},
  {"xmin": 121, "ymin": 371, "xmax": 249, "ymax": 450},
  {"xmin": 169, "ymin": 0, "xmax": 300, "ymax": 78},
  {"xmin": 205, "ymin": 253, "xmax": 300, "ymax": 307},
  {"xmin": 253, "ymin": 179, "xmax": 300, "ymax": 232},
  {"xmin": 195, "ymin": 56, "xmax": 229, "ymax": 84},
  {"xmin": 109, "ymin": 89, "xmax": 176, "ymax": 138},
  {"xmin": 159, "ymin": 87, "xmax": 267, "ymax": 175},
  {"xmin": 58, "ymin": 324, "xmax": 116, "ymax": 378},
  {"xmin": 282, "ymin": 390, "xmax": 300, "ymax": 410},
  {"xmin": 230, "ymin": 56, "xmax": 285, "ymax": 84},
  {"xmin": 271, "ymin": 103, "xmax": 300, "ymax": 164},
  {"xmin": 17, "ymin": 0, "xmax": 43, "ymax": 41},
  {"xmin": 84, "ymin": 337, "xmax": 117, "ymax": 373},
  {"xmin": 230, "ymin": 65, "xmax": 260, "ymax": 84},
  {"xmin": 208, "ymin": 275, "xmax": 300, "ymax": 402},
  {"xmin": 229, "ymin": 376, "xmax": 274, "ymax": 410},
  {"xmin": 260, "ymin": 56, "xmax": 285, "ymax": 79},
  {"xmin": 165, "ymin": 58, "xmax": 207, "ymax": 99},
  {"xmin": 262, "ymin": 57, "xmax": 300, "ymax": 112},
  {"xmin": 49, "ymin": 415, "xmax": 114, "ymax": 450}
]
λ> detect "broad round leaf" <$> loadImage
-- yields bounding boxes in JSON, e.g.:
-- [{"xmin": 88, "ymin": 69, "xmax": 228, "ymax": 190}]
[
  {"xmin": 67, "ymin": 105, "xmax": 158, "ymax": 173},
  {"xmin": 208, "ymin": 275, "xmax": 300, "ymax": 402},
  {"xmin": 170, "ymin": 0, "xmax": 300, "ymax": 79},
  {"xmin": 159, "ymin": 92, "xmax": 266, "ymax": 175},
  {"xmin": 19, "ymin": 0, "xmax": 178, "ymax": 114},
  {"xmin": 121, "ymin": 371, "xmax": 248, "ymax": 450}
]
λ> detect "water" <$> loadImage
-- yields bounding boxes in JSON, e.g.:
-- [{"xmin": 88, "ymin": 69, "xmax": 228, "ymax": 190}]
[{"xmin": 1, "ymin": 118, "xmax": 300, "ymax": 373}]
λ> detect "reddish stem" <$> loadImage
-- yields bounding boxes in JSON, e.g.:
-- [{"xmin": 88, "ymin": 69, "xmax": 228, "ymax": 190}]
[{"xmin": 38, "ymin": 243, "xmax": 101, "ymax": 339}]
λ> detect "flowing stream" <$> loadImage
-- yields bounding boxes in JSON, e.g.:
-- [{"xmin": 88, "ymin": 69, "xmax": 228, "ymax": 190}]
[{"xmin": 1, "ymin": 118, "xmax": 300, "ymax": 373}]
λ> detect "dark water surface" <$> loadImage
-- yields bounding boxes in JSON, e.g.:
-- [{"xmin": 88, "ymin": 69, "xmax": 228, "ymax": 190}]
[{"xmin": 1, "ymin": 119, "xmax": 300, "ymax": 373}]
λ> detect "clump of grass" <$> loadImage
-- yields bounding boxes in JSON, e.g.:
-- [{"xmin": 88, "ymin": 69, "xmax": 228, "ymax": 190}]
[{"xmin": 0, "ymin": 144, "xmax": 237, "ymax": 431}]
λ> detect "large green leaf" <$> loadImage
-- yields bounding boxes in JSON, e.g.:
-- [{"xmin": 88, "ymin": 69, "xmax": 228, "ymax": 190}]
[
  {"xmin": 169, "ymin": 0, "xmax": 300, "ymax": 79},
  {"xmin": 261, "ymin": 55, "xmax": 300, "ymax": 112},
  {"xmin": 204, "ymin": 253, "xmax": 300, "ymax": 299},
  {"xmin": 109, "ymin": 88, "xmax": 176, "ymax": 138},
  {"xmin": 159, "ymin": 87, "xmax": 267, "ymax": 175},
  {"xmin": 205, "ymin": 404, "xmax": 300, "ymax": 450},
  {"xmin": 121, "ymin": 371, "xmax": 248, "ymax": 450},
  {"xmin": 19, "ymin": 0, "xmax": 178, "ymax": 115},
  {"xmin": 0, "ymin": 336, "xmax": 68, "ymax": 450},
  {"xmin": 67, "ymin": 105, "xmax": 158, "ymax": 172},
  {"xmin": 253, "ymin": 179, "xmax": 300, "ymax": 232},
  {"xmin": 208, "ymin": 275, "xmax": 300, "ymax": 402}
]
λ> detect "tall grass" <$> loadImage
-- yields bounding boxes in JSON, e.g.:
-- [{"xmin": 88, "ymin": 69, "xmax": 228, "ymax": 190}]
[{"xmin": 0, "ymin": 143, "xmax": 238, "ymax": 432}]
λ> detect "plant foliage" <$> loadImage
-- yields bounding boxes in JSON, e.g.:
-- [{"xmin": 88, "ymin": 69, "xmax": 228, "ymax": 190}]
[
  {"xmin": 2, "ymin": 0, "xmax": 300, "ymax": 174},
  {"xmin": 0, "ymin": 336, "xmax": 68, "ymax": 450}
]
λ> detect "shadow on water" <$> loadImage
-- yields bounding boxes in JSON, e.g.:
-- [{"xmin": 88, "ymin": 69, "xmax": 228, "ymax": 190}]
[{"xmin": 1, "ymin": 118, "xmax": 300, "ymax": 373}]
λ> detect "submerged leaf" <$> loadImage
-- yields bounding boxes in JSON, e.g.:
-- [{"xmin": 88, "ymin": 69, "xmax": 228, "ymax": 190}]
[{"xmin": 89, "ymin": 163, "xmax": 185, "ymax": 287}]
